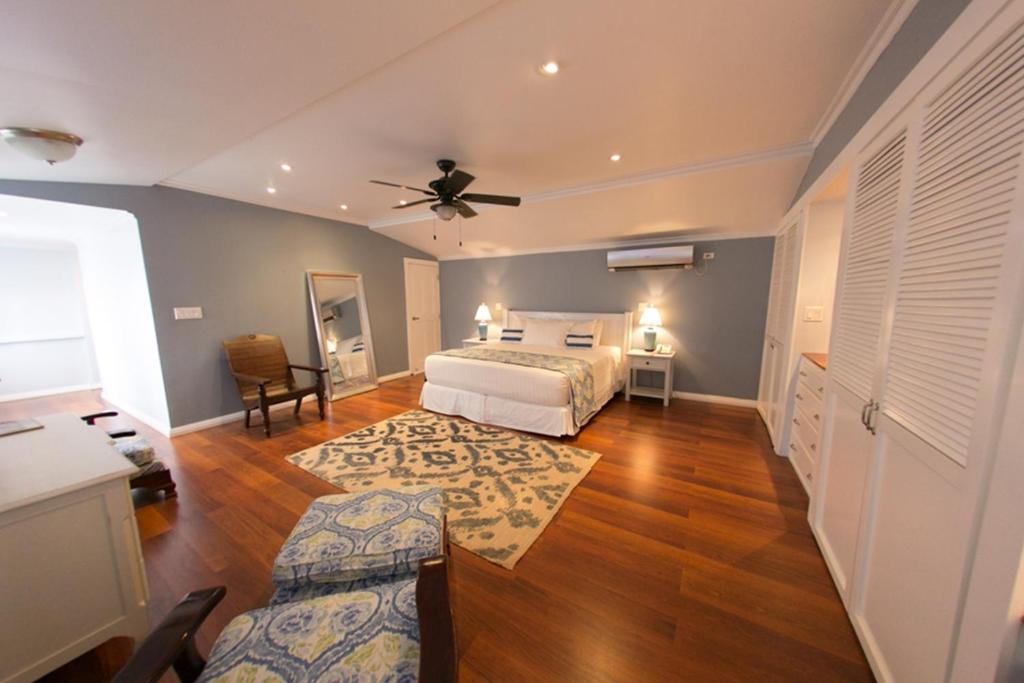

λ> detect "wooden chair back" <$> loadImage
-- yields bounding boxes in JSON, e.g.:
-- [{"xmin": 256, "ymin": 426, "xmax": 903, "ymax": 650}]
[
  {"xmin": 417, "ymin": 555, "xmax": 458, "ymax": 683},
  {"xmin": 223, "ymin": 334, "xmax": 295, "ymax": 400}
]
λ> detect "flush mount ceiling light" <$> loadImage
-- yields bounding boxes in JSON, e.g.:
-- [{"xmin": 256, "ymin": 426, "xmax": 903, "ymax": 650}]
[
  {"xmin": 609, "ymin": 153, "xmax": 622, "ymax": 162},
  {"xmin": 0, "ymin": 127, "xmax": 83, "ymax": 165},
  {"xmin": 539, "ymin": 61, "xmax": 559, "ymax": 75},
  {"xmin": 339, "ymin": 204, "xmax": 348, "ymax": 210},
  {"xmin": 266, "ymin": 186, "xmax": 277, "ymax": 194},
  {"xmin": 399, "ymin": 199, "xmax": 408, "ymax": 205},
  {"xmin": 280, "ymin": 163, "xmax": 292, "ymax": 172}
]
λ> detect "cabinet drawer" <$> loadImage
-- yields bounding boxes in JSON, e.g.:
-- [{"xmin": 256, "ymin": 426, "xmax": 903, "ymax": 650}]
[
  {"xmin": 798, "ymin": 358, "xmax": 827, "ymax": 397},
  {"xmin": 791, "ymin": 410, "xmax": 819, "ymax": 463},
  {"xmin": 794, "ymin": 382, "xmax": 824, "ymax": 432},
  {"xmin": 788, "ymin": 433, "xmax": 815, "ymax": 494}
]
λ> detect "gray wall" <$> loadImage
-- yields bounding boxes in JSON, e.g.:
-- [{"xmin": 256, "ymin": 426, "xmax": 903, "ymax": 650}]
[
  {"xmin": 439, "ymin": 238, "xmax": 774, "ymax": 399},
  {"xmin": 0, "ymin": 181, "xmax": 432, "ymax": 427},
  {"xmin": 792, "ymin": 0, "xmax": 971, "ymax": 203}
]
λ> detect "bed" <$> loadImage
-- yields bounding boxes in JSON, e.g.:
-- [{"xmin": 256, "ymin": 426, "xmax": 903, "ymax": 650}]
[{"xmin": 420, "ymin": 310, "xmax": 633, "ymax": 436}]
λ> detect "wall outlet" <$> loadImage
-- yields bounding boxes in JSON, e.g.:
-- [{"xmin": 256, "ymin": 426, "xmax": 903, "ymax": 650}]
[
  {"xmin": 703, "ymin": 251, "xmax": 715, "ymax": 260},
  {"xmin": 803, "ymin": 305, "xmax": 824, "ymax": 322},
  {"xmin": 174, "ymin": 307, "xmax": 204, "ymax": 320}
]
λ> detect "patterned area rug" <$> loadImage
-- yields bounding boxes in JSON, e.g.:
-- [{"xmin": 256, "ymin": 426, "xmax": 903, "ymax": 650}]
[{"xmin": 285, "ymin": 410, "xmax": 602, "ymax": 569}]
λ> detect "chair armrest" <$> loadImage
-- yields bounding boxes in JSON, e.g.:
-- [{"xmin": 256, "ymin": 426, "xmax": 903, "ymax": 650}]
[
  {"xmin": 81, "ymin": 411, "xmax": 119, "ymax": 425},
  {"xmin": 108, "ymin": 429, "xmax": 138, "ymax": 439},
  {"xmin": 417, "ymin": 556, "xmax": 457, "ymax": 683},
  {"xmin": 113, "ymin": 586, "xmax": 226, "ymax": 683},
  {"xmin": 231, "ymin": 371, "xmax": 270, "ymax": 386},
  {"xmin": 289, "ymin": 363, "xmax": 328, "ymax": 374}
]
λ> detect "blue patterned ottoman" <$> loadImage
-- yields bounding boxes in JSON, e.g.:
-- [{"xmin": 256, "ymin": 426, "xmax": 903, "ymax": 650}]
[
  {"xmin": 197, "ymin": 578, "xmax": 419, "ymax": 682},
  {"xmin": 271, "ymin": 487, "xmax": 444, "ymax": 605}
]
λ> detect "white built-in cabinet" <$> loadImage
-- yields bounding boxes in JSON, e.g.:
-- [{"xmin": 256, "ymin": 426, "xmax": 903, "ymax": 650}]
[
  {"xmin": 809, "ymin": 6, "xmax": 1024, "ymax": 681},
  {"xmin": 757, "ymin": 219, "xmax": 800, "ymax": 443}
]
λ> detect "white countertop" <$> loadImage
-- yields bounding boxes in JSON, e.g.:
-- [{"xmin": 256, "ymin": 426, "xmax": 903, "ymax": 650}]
[{"xmin": 0, "ymin": 413, "xmax": 138, "ymax": 514}]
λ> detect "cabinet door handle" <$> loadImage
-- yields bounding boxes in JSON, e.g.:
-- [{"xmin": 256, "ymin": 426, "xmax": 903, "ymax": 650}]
[
  {"xmin": 861, "ymin": 401, "xmax": 871, "ymax": 427},
  {"xmin": 867, "ymin": 400, "xmax": 880, "ymax": 435}
]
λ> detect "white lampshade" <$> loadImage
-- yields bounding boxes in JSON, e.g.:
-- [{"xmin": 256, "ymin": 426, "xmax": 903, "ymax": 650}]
[
  {"xmin": 474, "ymin": 303, "xmax": 492, "ymax": 322},
  {"xmin": 639, "ymin": 305, "xmax": 662, "ymax": 327}
]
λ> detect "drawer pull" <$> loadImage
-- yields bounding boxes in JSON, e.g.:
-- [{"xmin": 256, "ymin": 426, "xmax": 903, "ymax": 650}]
[
  {"xmin": 789, "ymin": 442, "xmax": 798, "ymax": 452},
  {"xmin": 813, "ymin": 413, "xmax": 820, "ymax": 420},
  {"xmin": 810, "ymin": 443, "xmax": 816, "ymax": 451},
  {"xmin": 796, "ymin": 393, "xmax": 804, "ymax": 400},
  {"xmin": 806, "ymin": 472, "xmax": 813, "ymax": 481},
  {"xmin": 793, "ymin": 417, "xmax": 801, "ymax": 426},
  {"xmin": 799, "ymin": 371, "xmax": 808, "ymax": 377}
]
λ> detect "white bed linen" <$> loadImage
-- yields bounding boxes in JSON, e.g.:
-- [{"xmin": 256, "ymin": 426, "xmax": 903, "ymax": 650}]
[
  {"xmin": 422, "ymin": 342, "xmax": 621, "ymax": 407},
  {"xmin": 335, "ymin": 349, "xmax": 367, "ymax": 379}
]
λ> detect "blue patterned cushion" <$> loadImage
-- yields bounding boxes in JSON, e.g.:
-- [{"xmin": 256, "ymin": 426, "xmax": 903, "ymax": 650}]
[
  {"xmin": 113, "ymin": 437, "xmax": 155, "ymax": 468},
  {"xmin": 197, "ymin": 579, "xmax": 419, "ymax": 682},
  {"xmin": 273, "ymin": 487, "xmax": 443, "ymax": 591}
]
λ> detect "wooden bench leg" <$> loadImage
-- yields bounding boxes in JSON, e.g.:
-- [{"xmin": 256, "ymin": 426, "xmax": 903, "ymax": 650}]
[
  {"xmin": 293, "ymin": 397, "xmax": 302, "ymax": 416},
  {"xmin": 131, "ymin": 470, "xmax": 177, "ymax": 499},
  {"xmin": 261, "ymin": 403, "xmax": 271, "ymax": 437},
  {"xmin": 244, "ymin": 409, "xmax": 251, "ymax": 429}
]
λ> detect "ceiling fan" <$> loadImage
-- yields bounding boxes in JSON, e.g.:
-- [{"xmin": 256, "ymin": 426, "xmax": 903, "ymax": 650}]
[{"xmin": 370, "ymin": 159, "xmax": 521, "ymax": 221}]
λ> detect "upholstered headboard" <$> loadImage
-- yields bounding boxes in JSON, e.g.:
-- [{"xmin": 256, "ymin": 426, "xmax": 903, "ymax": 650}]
[{"xmin": 503, "ymin": 310, "xmax": 634, "ymax": 382}]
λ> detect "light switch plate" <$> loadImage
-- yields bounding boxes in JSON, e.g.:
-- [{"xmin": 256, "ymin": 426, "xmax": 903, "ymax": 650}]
[
  {"xmin": 174, "ymin": 307, "xmax": 203, "ymax": 320},
  {"xmin": 803, "ymin": 305, "xmax": 824, "ymax": 322}
]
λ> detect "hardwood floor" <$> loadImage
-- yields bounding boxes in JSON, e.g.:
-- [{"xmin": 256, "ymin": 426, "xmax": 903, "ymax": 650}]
[{"xmin": 2, "ymin": 377, "xmax": 873, "ymax": 682}]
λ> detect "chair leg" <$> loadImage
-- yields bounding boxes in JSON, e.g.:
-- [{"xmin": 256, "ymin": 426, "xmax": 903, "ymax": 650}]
[
  {"xmin": 317, "ymin": 388, "xmax": 325, "ymax": 420},
  {"xmin": 261, "ymin": 403, "xmax": 271, "ymax": 437},
  {"xmin": 244, "ymin": 409, "xmax": 251, "ymax": 429},
  {"xmin": 131, "ymin": 470, "xmax": 177, "ymax": 499},
  {"xmin": 293, "ymin": 397, "xmax": 302, "ymax": 416}
]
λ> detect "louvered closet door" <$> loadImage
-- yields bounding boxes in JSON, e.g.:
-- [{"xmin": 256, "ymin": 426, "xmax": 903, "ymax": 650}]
[
  {"xmin": 856, "ymin": 18, "xmax": 1024, "ymax": 682},
  {"xmin": 765, "ymin": 228, "xmax": 788, "ymax": 340},
  {"xmin": 829, "ymin": 131, "xmax": 907, "ymax": 403}
]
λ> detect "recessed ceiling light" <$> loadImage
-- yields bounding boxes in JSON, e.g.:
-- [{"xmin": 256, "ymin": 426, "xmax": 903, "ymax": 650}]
[
  {"xmin": 610, "ymin": 153, "xmax": 622, "ymax": 162},
  {"xmin": 280, "ymin": 163, "xmax": 292, "ymax": 172},
  {"xmin": 266, "ymin": 187, "xmax": 277, "ymax": 194},
  {"xmin": 539, "ymin": 61, "xmax": 559, "ymax": 76},
  {"xmin": 0, "ymin": 210, "xmax": 7, "ymax": 218},
  {"xmin": 339, "ymin": 204, "xmax": 348, "ymax": 210},
  {"xmin": 399, "ymin": 199, "xmax": 408, "ymax": 205}
]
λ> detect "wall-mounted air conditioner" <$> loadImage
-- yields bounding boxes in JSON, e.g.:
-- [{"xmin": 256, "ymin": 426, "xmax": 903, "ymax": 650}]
[{"xmin": 607, "ymin": 245, "xmax": 694, "ymax": 271}]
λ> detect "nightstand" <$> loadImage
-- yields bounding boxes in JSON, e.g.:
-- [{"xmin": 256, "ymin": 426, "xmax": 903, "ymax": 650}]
[
  {"xmin": 625, "ymin": 349, "xmax": 676, "ymax": 406},
  {"xmin": 461, "ymin": 337, "xmax": 493, "ymax": 348}
]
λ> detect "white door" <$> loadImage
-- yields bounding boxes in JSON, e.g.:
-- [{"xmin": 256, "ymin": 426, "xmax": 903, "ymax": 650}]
[{"xmin": 404, "ymin": 258, "xmax": 441, "ymax": 374}]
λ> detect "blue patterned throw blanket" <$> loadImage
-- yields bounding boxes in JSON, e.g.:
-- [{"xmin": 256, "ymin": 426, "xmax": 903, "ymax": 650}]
[{"xmin": 435, "ymin": 347, "xmax": 599, "ymax": 428}]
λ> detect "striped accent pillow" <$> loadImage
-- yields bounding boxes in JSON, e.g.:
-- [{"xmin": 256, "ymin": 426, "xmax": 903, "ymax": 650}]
[
  {"xmin": 352, "ymin": 342, "xmax": 365, "ymax": 352},
  {"xmin": 500, "ymin": 327, "xmax": 524, "ymax": 342},
  {"xmin": 565, "ymin": 333, "xmax": 595, "ymax": 348}
]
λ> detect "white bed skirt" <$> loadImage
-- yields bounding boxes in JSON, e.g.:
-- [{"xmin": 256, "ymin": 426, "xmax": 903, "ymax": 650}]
[{"xmin": 420, "ymin": 382, "xmax": 580, "ymax": 436}]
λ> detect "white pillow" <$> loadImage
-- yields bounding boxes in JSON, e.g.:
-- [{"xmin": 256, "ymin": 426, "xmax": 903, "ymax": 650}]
[
  {"xmin": 521, "ymin": 319, "xmax": 573, "ymax": 347},
  {"xmin": 565, "ymin": 319, "xmax": 604, "ymax": 347}
]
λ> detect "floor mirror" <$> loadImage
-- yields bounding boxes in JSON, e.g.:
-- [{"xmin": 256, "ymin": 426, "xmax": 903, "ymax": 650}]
[{"xmin": 307, "ymin": 271, "xmax": 378, "ymax": 400}]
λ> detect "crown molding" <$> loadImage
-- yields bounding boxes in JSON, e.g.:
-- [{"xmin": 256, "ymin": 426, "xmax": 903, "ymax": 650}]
[
  {"xmin": 368, "ymin": 142, "xmax": 813, "ymax": 230},
  {"xmin": 809, "ymin": 0, "xmax": 918, "ymax": 145},
  {"xmin": 436, "ymin": 230, "xmax": 772, "ymax": 262}
]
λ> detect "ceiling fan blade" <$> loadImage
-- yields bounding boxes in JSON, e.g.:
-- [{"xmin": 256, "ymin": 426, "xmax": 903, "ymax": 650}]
[
  {"xmin": 392, "ymin": 198, "xmax": 434, "ymax": 209},
  {"xmin": 454, "ymin": 198, "xmax": 478, "ymax": 219},
  {"xmin": 369, "ymin": 180, "xmax": 436, "ymax": 196},
  {"xmin": 460, "ymin": 193, "xmax": 521, "ymax": 207},
  {"xmin": 442, "ymin": 170, "xmax": 476, "ymax": 195}
]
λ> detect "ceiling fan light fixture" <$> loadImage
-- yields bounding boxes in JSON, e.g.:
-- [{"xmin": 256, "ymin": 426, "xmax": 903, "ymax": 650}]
[
  {"xmin": 435, "ymin": 204, "xmax": 458, "ymax": 221},
  {"xmin": 0, "ymin": 127, "xmax": 83, "ymax": 165}
]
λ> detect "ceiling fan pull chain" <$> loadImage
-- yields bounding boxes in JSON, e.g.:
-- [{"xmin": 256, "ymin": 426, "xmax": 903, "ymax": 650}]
[
  {"xmin": 433, "ymin": 214, "xmax": 437, "ymax": 241},
  {"xmin": 458, "ymin": 214, "xmax": 463, "ymax": 247}
]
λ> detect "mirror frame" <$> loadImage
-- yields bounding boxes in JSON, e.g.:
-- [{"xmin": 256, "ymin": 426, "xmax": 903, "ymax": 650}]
[{"xmin": 306, "ymin": 270, "xmax": 378, "ymax": 401}]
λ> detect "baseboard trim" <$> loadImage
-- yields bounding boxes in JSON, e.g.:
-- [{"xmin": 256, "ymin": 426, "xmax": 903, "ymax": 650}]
[
  {"xmin": 0, "ymin": 383, "xmax": 102, "ymax": 403},
  {"xmin": 101, "ymin": 392, "xmax": 173, "ymax": 437},
  {"xmin": 671, "ymin": 391, "xmax": 757, "ymax": 408},
  {"xmin": 378, "ymin": 370, "xmax": 412, "ymax": 383},
  {"xmin": 168, "ymin": 401, "xmax": 297, "ymax": 438}
]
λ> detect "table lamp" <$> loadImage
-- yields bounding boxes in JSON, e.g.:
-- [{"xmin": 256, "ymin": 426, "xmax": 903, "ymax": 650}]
[
  {"xmin": 639, "ymin": 305, "xmax": 661, "ymax": 351},
  {"xmin": 475, "ymin": 303, "xmax": 492, "ymax": 341}
]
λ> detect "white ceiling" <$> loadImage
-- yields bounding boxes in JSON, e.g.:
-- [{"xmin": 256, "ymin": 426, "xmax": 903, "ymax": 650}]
[{"xmin": 0, "ymin": 0, "xmax": 901, "ymax": 258}]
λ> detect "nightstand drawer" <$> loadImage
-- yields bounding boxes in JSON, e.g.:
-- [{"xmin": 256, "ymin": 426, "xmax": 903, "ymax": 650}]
[{"xmin": 629, "ymin": 355, "xmax": 671, "ymax": 371}]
